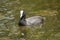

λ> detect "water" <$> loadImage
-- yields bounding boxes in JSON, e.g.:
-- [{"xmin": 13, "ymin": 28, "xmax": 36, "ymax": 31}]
[{"xmin": 0, "ymin": 0, "xmax": 60, "ymax": 40}]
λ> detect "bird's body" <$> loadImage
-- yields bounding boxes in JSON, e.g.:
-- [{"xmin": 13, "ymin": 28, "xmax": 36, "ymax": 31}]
[
  {"xmin": 26, "ymin": 16, "xmax": 43, "ymax": 26},
  {"xmin": 18, "ymin": 10, "xmax": 45, "ymax": 26}
]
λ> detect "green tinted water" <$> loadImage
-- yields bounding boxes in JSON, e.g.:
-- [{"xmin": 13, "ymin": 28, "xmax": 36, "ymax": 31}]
[{"xmin": 0, "ymin": 0, "xmax": 60, "ymax": 40}]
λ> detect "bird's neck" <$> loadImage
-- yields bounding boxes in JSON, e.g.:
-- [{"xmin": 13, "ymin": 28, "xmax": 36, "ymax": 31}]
[{"xmin": 20, "ymin": 15, "xmax": 26, "ymax": 20}]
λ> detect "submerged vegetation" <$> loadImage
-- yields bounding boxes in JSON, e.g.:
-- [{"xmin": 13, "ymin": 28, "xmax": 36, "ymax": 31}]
[{"xmin": 0, "ymin": 0, "xmax": 60, "ymax": 40}]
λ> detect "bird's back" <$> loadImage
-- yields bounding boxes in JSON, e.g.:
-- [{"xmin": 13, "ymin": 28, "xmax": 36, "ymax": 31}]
[{"xmin": 26, "ymin": 16, "xmax": 44, "ymax": 26}]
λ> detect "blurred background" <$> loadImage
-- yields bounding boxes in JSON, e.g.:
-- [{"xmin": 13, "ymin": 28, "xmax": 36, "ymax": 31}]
[{"xmin": 0, "ymin": 0, "xmax": 60, "ymax": 40}]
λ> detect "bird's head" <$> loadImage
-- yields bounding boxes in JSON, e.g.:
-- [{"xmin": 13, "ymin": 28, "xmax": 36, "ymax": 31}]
[{"xmin": 20, "ymin": 10, "xmax": 26, "ymax": 20}]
